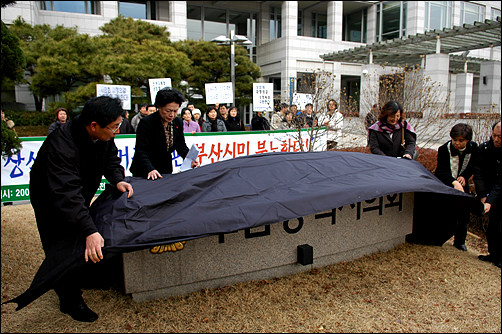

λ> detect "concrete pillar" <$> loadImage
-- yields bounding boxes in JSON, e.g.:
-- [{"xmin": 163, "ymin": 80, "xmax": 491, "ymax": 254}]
[
  {"xmin": 406, "ymin": 1, "xmax": 424, "ymax": 35},
  {"xmin": 282, "ymin": 1, "xmax": 297, "ymax": 38},
  {"xmin": 281, "ymin": 1, "xmax": 298, "ymax": 104},
  {"xmin": 455, "ymin": 73, "xmax": 474, "ymax": 114},
  {"xmin": 360, "ymin": 64, "xmax": 381, "ymax": 117},
  {"xmin": 478, "ymin": 60, "xmax": 501, "ymax": 113},
  {"xmin": 366, "ymin": 5, "xmax": 378, "ymax": 44},
  {"xmin": 424, "ymin": 53, "xmax": 450, "ymax": 115},
  {"xmin": 327, "ymin": 1, "xmax": 342, "ymax": 42},
  {"xmin": 258, "ymin": 3, "xmax": 270, "ymax": 45}
]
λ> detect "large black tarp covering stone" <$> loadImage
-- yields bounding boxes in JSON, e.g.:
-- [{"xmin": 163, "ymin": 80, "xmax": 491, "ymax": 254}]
[{"xmin": 4, "ymin": 150, "xmax": 478, "ymax": 310}]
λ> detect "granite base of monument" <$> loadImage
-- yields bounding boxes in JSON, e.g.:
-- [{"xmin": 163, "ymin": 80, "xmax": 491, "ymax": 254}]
[{"xmin": 122, "ymin": 192, "xmax": 413, "ymax": 302}]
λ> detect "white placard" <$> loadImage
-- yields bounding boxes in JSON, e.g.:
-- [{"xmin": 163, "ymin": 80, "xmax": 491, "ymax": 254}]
[
  {"xmin": 148, "ymin": 78, "xmax": 172, "ymax": 104},
  {"xmin": 252, "ymin": 83, "xmax": 274, "ymax": 112},
  {"xmin": 96, "ymin": 84, "xmax": 131, "ymax": 110},
  {"xmin": 292, "ymin": 93, "xmax": 313, "ymax": 111},
  {"xmin": 205, "ymin": 82, "xmax": 233, "ymax": 104}
]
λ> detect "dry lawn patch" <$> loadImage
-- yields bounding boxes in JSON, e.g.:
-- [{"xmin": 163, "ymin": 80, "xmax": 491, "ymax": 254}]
[{"xmin": 1, "ymin": 204, "xmax": 500, "ymax": 333}]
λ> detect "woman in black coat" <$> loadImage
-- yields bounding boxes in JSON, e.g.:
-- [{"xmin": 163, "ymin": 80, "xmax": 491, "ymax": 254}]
[
  {"xmin": 130, "ymin": 88, "xmax": 198, "ymax": 179},
  {"xmin": 434, "ymin": 123, "xmax": 478, "ymax": 251},
  {"xmin": 368, "ymin": 100, "xmax": 417, "ymax": 159},
  {"xmin": 224, "ymin": 106, "xmax": 245, "ymax": 131}
]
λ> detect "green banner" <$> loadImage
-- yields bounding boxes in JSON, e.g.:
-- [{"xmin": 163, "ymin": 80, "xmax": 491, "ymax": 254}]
[{"xmin": 1, "ymin": 180, "xmax": 109, "ymax": 203}]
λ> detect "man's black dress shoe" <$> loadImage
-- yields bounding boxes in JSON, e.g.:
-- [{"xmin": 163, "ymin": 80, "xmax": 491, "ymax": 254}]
[
  {"xmin": 478, "ymin": 254, "xmax": 501, "ymax": 268},
  {"xmin": 454, "ymin": 244, "xmax": 467, "ymax": 251},
  {"xmin": 60, "ymin": 299, "xmax": 98, "ymax": 322},
  {"xmin": 478, "ymin": 254, "xmax": 494, "ymax": 262}
]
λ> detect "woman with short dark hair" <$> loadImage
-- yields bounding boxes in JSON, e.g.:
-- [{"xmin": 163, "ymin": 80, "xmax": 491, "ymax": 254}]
[
  {"xmin": 368, "ymin": 100, "xmax": 417, "ymax": 159},
  {"xmin": 48, "ymin": 107, "xmax": 69, "ymax": 135}
]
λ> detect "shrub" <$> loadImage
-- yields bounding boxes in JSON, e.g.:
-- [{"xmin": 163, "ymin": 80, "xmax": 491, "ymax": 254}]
[
  {"xmin": 335, "ymin": 146, "xmax": 438, "ymax": 174},
  {"xmin": 6, "ymin": 110, "xmax": 54, "ymax": 126},
  {"xmin": 1, "ymin": 120, "xmax": 22, "ymax": 158}
]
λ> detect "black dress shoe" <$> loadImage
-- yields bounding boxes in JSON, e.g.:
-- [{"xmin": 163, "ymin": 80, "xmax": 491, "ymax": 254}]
[
  {"xmin": 60, "ymin": 300, "xmax": 98, "ymax": 322},
  {"xmin": 478, "ymin": 254, "xmax": 494, "ymax": 262},
  {"xmin": 454, "ymin": 244, "xmax": 467, "ymax": 251}
]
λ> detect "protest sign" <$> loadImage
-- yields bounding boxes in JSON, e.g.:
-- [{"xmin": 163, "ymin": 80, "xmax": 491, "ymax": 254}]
[
  {"xmin": 253, "ymin": 83, "xmax": 274, "ymax": 112},
  {"xmin": 148, "ymin": 78, "xmax": 172, "ymax": 104},
  {"xmin": 96, "ymin": 84, "xmax": 131, "ymax": 110},
  {"xmin": 205, "ymin": 82, "xmax": 233, "ymax": 104}
]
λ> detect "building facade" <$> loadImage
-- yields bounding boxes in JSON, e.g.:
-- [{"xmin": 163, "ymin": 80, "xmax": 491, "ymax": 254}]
[{"xmin": 2, "ymin": 1, "xmax": 500, "ymax": 121}]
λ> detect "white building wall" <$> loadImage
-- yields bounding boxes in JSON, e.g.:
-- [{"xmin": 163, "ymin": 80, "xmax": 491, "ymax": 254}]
[{"xmin": 1, "ymin": 1, "xmax": 500, "ymax": 113}]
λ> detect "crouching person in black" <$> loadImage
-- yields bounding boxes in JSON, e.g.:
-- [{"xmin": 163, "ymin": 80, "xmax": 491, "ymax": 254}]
[{"xmin": 23, "ymin": 96, "xmax": 134, "ymax": 322}]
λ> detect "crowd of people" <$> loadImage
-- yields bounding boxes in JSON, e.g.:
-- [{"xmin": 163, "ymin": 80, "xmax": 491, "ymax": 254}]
[
  {"xmin": 102, "ymin": 98, "xmax": 346, "ymax": 136},
  {"xmin": 3, "ymin": 90, "xmax": 500, "ymax": 325}
]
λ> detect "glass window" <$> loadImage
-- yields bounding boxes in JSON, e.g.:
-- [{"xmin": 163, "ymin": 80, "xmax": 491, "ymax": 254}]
[
  {"xmin": 298, "ymin": 10, "xmax": 303, "ymax": 36},
  {"xmin": 491, "ymin": 8, "xmax": 501, "ymax": 20},
  {"xmin": 311, "ymin": 13, "xmax": 327, "ymax": 39},
  {"xmin": 186, "ymin": 4, "xmax": 256, "ymax": 62},
  {"xmin": 229, "ymin": 10, "xmax": 250, "ymax": 38},
  {"xmin": 461, "ymin": 2, "xmax": 485, "ymax": 24},
  {"xmin": 377, "ymin": 1, "xmax": 407, "ymax": 42},
  {"xmin": 187, "ymin": 5, "xmax": 202, "ymax": 41},
  {"xmin": 270, "ymin": 7, "xmax": 281, "ymax": 40},
  {"xmin": 119, "ymin": 1, "xmax": 147, "ymax": 20},
  {"xmin": 41, "ymin": 1, "xmax": 98, "ymax": 14},
  {"xmin": 425, "ymin": 1, "xmax": 452, "ymax": 31},
  {"xmin": 343, "ymin": 9, "xmax": 367, "ymax": 43},
  {"xmin": 204, "ymin": 7, "xmax": 227, "ymax": 41}
]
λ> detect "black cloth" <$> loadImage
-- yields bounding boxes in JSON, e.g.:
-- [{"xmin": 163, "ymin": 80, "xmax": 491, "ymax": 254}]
[
  {"xmin": 4, "ymin": 150, "xmax": 477, "ymax": 311},
  {"xmin": 369, "ymin": 125, "xmax": 417, "ymax": 158},
  {"xmin": 225, "ymin": 116, "xmax": 245, "ymax": 131},
  {"xmin": 251, "ymin": 115, "xmax": 270, "ymax": 130},
  {"xmin": 130, "ymin": 112, "xmax": 189, "ymax": 177},
  {"xmin": 118, "ymin": 117, "xmax": 135, "ymax": 134},
  {"xmin": 5, "ymin": 116, "xmax": 125, "ymax": 310}
]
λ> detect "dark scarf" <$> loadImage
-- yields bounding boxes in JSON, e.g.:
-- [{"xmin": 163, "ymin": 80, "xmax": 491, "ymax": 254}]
[{"xmin": 209, "ymin": 118, "xmax": 218, "ymax": 132}]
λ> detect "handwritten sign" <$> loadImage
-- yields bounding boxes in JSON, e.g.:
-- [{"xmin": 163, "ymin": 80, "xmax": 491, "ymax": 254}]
[
  {"xmin": 292, "ymin": 93, "xmax": 313, "ymax": 111},
  {"xmin": 148, "ymin": 78, "xmax": 172, "ymax": 104},
  {"xmin": 96, "ymin": 84, "xmax": 131, "ymax": 110},
  {"xmin": 253, "ymin": 83, "xmax": 274, "ymax": 112},
  {"xmin": 205, "ymin": 82, "xmax": 233, "ymax": 104}
]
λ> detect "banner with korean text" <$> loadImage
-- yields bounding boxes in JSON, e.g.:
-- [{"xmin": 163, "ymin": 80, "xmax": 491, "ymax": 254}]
[{"xmin": 1, "ymin": 130, "xmax": 326, "ymax": 202}]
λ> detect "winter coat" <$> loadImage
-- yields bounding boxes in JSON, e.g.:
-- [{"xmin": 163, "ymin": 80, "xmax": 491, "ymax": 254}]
[
  {"xmin": 435, "ymin": 140, "xmax": 478, "ymax": 192},
  {"xmin": 130, "ymin": 112, "xmax": 189, "ymax": 177}
]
